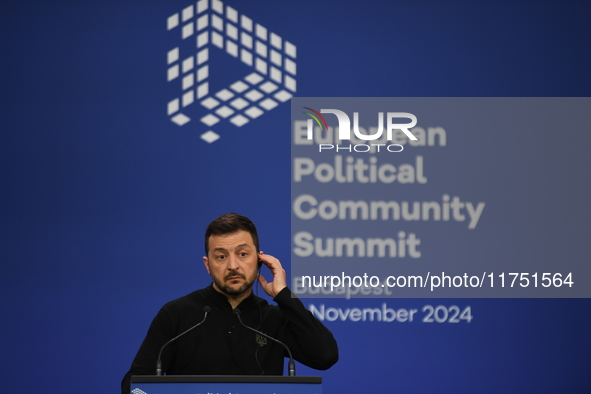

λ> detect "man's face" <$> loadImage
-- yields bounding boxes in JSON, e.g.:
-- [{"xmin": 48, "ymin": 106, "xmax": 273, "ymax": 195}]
[{"xmin": 203, "ymin": 230, "xmax": 259, "ymax": 297}]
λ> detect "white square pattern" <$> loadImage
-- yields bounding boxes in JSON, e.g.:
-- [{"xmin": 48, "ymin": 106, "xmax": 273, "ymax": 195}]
[{"xmin": 166, "ymin": 3, "xmax": 297, "ymax": 142}]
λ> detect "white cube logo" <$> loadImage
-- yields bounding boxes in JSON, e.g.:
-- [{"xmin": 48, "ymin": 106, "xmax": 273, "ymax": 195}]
[{"xmin": 166, "ymin": 0, "xmax": 297, "ymax": 143}]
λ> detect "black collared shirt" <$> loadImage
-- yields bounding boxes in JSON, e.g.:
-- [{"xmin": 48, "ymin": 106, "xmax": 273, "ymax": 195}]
[{"xmin": 121, "ymin": 284, "xmax": 338, "ymax": 394}]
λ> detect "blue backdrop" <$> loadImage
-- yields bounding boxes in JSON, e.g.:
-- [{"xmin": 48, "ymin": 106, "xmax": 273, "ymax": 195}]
[{"xmin": 1, "ymin": 0, "xmax": 590, "ymax": 392}]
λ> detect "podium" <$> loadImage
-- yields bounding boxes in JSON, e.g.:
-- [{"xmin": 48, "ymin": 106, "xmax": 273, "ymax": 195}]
[{"xmin": 130, "ymin": 375, "xmax": 322, "ymax": 394}]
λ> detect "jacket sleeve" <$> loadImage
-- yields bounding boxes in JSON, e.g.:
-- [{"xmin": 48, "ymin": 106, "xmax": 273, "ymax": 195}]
[{"xmin": 273, "ymin": 287, "xmax": 339, "ymax": 370}]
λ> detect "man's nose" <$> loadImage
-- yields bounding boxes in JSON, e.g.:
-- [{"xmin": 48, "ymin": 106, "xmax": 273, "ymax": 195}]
[{"xmin": 227, "ymin": 254, "xmax": 239, "ymax": 269}]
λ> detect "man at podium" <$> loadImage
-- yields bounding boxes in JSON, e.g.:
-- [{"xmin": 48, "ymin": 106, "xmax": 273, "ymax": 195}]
[{"xmin": 122, "ymin": 213, "xmax": 338, "ymax": 394}]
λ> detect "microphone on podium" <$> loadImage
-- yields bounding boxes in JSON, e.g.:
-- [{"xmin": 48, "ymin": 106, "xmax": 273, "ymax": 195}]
[{"xmin": 155, "ymin": 306, "xmax": 211, "ymax": 376}]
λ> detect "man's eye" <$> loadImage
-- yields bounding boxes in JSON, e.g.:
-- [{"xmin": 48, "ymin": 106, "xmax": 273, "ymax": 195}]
[
  {"xmin": 239, "ymin": 252, "xmax": 248, "ymax": 257},
  {"xmin": 216, "ymin": 255, "xmax": 226, "ymax": 260}
]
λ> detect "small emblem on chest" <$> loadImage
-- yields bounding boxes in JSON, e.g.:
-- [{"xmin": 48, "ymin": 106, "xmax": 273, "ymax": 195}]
[{"xmin": 256, "ymin": 334, "xmax": 267, "ymax": 347}]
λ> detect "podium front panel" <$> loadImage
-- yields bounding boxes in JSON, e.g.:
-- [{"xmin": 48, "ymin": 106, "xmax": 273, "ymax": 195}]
[{"xmin": 130, "ymin": 375, "xmax": 322, "ymax": 394}]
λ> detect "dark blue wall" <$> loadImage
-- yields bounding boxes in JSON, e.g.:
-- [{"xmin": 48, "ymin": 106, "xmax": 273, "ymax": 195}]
[{"xmin": 1, "ymin": 0, "xmax": 590, "ymax": 392}]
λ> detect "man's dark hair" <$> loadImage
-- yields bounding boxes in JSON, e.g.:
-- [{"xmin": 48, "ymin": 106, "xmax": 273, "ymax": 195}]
[{"xmin": 204, "ymin": 213, "xmax": 259, "ymax": 254}]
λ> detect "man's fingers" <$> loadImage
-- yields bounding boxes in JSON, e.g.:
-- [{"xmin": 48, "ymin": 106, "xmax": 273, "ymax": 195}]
[
  {"xmin": 258, "ymin": 273, "xmax": 268, "ymax": 287},
  {"xmin": 258, "ymin": 253, "xmax": 283, "ymax": 271}
]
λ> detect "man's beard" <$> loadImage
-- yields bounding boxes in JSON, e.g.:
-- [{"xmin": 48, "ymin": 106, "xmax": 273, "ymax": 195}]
[{"xmin": 213, "ymin": 269, "xmax": 257, "ymax": 296}]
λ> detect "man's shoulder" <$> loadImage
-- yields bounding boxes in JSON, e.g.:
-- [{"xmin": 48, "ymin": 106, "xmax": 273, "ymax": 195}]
[
  {"xmin": 159, "ymin": 286, "xmax": 215, "ymax": 313},
  {"xmin": 254, "ymin": 295, "xmax": 283, "ymax": 319}
]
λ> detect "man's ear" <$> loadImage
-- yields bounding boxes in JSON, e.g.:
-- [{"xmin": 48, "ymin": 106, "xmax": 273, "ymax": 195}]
[{"xmin": 202, "ymin": 256, "xmax": 210, "ymax": 275}]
